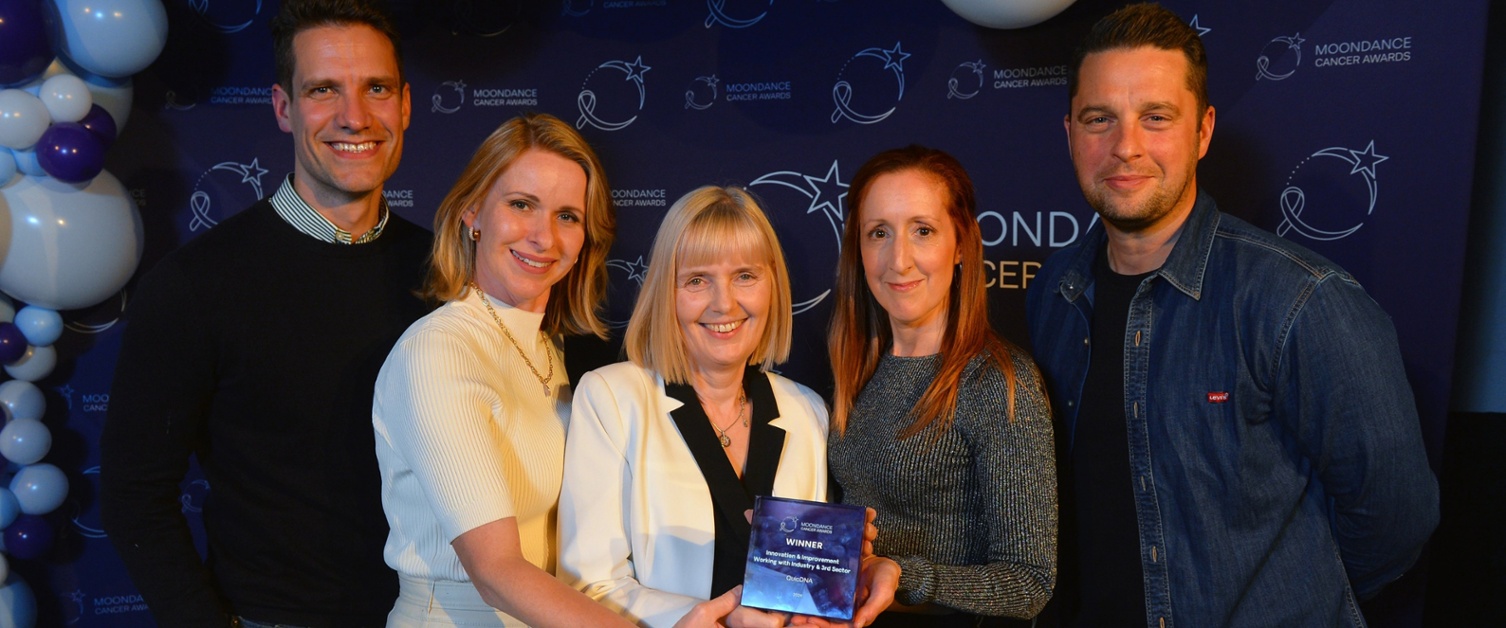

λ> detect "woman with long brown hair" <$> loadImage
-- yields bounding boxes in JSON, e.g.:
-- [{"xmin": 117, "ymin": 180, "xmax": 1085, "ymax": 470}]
[{"xmin": 827, "ymin": 145, "xmax": 1057, "ymax": 626}]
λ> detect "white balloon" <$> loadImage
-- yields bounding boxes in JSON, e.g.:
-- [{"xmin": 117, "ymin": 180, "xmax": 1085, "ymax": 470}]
[
  {"xmin": 43, "ymin": 60, "xmax": 132, "ymax": 132},
  {"xmin": 38, "ymin": 75, "xmax": 92, "ymax": 123},
  {"xmin": 0, "ymin": 381, "xmax": 43, "ymax": 421},
  {"xmin": 0, "ymin": 150, "xmax": 15, "ymax": 188},
  {"xmin": 13, "ymin": 307, "xmax": 61, "ymax": 347},
  {"xmin": 9, "ymin": 463, "xmax": 67, "ymax": 515},
  {"xmin": 0, "ymin": 170, "xmax": 144, "ymax": 311},
  {"xmin": 3, "ymin": 345, "xmax": 54, "ymax": 382},
  {"xmin": 939, "ymin": 0, "xmax": 1078, "ymax": 29},
  {"xmin": 0, "ymin": 419, "xmax": 50, "ymax": 466},
  {"xmin": 0, "ymin": 90, "xmax": 50, "ymax": 151}
]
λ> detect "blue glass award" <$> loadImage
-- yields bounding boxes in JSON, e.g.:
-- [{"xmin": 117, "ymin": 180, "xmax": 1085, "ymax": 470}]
[{"xmin": 741, "ymin": 496, "xmax": 865, "ymax": 621}]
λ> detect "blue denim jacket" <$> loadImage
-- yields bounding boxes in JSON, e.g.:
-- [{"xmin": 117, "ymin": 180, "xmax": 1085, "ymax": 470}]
[{"xmin": 1025, "ymin": 191, "xmax": 1438, "ymax": 627}]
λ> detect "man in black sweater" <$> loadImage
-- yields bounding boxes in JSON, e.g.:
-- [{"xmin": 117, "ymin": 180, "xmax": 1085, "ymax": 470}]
[{"xmin": 99, "ymin": 1, "xmax": 431, "ymax": 625}]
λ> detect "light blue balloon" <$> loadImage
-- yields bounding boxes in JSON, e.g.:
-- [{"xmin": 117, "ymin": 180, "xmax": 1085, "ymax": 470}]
[
  {"xmin": 0, "ymin": 149, "xmax": 15, "ymax": 187},
  {"xmin": 0, "ymin": 381, "xmax": 42, "ymax": 421},
  {"xmin": 0, "ymin": 488, "xmax": 18, "ymax": 529},
  {"xmin": 11, "ymin": 307, "xmax": 58, "ymax": 347},
  {"xmin": 0, "ymin": 573, "xmax": 37, "ymax": 628},
  {"xmin": 0, "ymin": 420, "xmax": 49, "ymax": 466},
  {"xmin": 50, "ymin": 0, "xmax": 169, "ymax": 79},
  {"xmin": 9, "ymin": 463, "xmax": 66, "ymax": 515},
  {"xmin": 9, "ymin": 148, "xmax": 40, "ymax": 177}
]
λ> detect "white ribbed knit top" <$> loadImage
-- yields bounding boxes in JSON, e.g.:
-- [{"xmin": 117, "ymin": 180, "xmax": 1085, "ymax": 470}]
[{"xmin": 372, "ymin": 289, "xmax": 568, "ymax": 584}]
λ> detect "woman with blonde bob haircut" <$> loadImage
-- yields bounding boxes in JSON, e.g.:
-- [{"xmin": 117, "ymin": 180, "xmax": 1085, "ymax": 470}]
[
  {"xmin": 558, "ymin": 185, "xmax": 896, "ymax": 627},
  {"xmin": 827, "ymin": 145, "xmax": 1057, "ymax": 625},
  {"xmin": 373, "ymin": 115, "xmax": 739, "ymax": 627},
  {"xmin": 625, "ymin": 185, "xmax": 793, "ymax": 382}
]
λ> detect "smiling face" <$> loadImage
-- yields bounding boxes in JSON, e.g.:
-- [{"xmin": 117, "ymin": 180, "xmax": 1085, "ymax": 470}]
[
  {"xmin": 463, "ymin": 148, "xmax": 588, "ymax": 313},
  {"xmin": 675, "ymin": 247, "xmax": 773, "ymax": 377},
  {"xmin": 272, "ymin": 24, "xmax": 410, "ymax": 212},
  {"xmin": 858, "ymin": 169, "xmax": 960, "ymax": 347},
  {"xmin": 1065, "ymin": 45, "xmax": 1214, "ymax": 235}
]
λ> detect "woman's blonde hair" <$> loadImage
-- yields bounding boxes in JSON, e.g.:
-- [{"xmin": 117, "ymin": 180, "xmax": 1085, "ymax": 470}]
[
  {"xmin": 625, "ymin": 185, "xmax": 793, "ymax": 384},
  {"xmin": 423, "ymin": 112, "xmax": 615, "ymax": 338}
]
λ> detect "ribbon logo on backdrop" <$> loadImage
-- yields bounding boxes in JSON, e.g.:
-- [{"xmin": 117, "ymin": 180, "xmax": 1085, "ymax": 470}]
[
  {"xmin": 1257, "ymin": 33, "xmax": 1305, "ymax": 81},
  {"xmin": 189, "ymin": 0, "xmax": 263, "ymax": 34},
  {"xmin": 190, "ymin": 158, "xmax": 269, "ymax": 232},
  {"xmin": 706, "ymin": 0, "xmax": 772, "ymax": 28},
  {"xmin": 1278, "ymin": 141, "xmax": 1387, "ymax": 241},
  {"xmin": 831, "ymin": 43, "xmax": 909, "ymax": 125},
  {"xmin": 947, "ymin": 60, "xmax": 986, "ymax": 100},
  {"xmin": 562, "ymin": 0, "xmax": 591, "ymax": 16},
  {"xmin": 749, "ymin": 161, "xmax": 849, "ymax": 314},
  {"xmin": 685, "ymin": 75, "xmax": 719, "ymax": 110},
  {"xmin": 432, "ymin": 80, "xmax": 466, "ymax": 114},
  {"xmin": 577, "ymin": 56, "xmax": 651, "ymax": 131}
]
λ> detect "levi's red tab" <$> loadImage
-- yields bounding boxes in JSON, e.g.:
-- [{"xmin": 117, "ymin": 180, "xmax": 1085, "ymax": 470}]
[{"xmin": 1207, "ymin": 392, "xmax": 1230, "ymax": 403}]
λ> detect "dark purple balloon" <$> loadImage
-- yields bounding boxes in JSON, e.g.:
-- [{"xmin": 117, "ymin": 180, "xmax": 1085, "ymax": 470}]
[
  {"xmin": 77, "ymin": 104, "xmax": 118, "ymax": 146},
  {"xmin": 0, "ymin": 0, "xmax": 51, "ymax": 88},
  {"xmin": 0, "ymin": 323, "xmax": 25, "ymax": 364},
  {"xmin": 35, "ymin": 122, "xmax": 105, "ymax": 183},
  {"xmin": 4, "ymin": 514, "xmax": 54, "ymax": 560}
]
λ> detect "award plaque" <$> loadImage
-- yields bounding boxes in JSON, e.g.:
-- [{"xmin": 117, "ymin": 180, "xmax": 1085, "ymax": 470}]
[{"xmin": 741, "ymin": 496, "xmax": 865, "ymax": 621}]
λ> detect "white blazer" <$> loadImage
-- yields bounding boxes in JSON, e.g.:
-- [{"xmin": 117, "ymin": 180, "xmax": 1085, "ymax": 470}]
[{"xmin": 557, "ymin": 362, "xmax": 829, "ymax": 628}]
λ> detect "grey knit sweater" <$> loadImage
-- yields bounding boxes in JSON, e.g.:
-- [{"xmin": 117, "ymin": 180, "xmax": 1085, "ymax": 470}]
[{"xmin": 829, "ymin": 348, "xmax": 1057, "ymax": 618}]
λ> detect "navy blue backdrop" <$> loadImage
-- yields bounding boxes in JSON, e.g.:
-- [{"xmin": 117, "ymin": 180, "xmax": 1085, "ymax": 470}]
[{"xmin": 16, "ymin": 0, "xmax": 1485, "ymax": 625}]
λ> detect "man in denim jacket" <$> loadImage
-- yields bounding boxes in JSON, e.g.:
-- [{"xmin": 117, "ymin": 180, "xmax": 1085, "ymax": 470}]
[{"xmin": 1026, "ymin": 4, "xmax": 1438, "ymax": 626}]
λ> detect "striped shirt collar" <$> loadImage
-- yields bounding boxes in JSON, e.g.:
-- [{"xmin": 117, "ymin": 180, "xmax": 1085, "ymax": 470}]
[{"xmin": 269, "ymin": 174, "xmax": 389, "ymax": 245}]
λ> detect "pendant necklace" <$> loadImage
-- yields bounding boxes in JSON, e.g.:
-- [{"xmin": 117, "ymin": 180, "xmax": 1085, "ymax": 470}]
[
  {"xmin": 708, "ymin": 389, "xmax": 748, "ymax": 448},
  {"xmin": 471, "ymin": 281, "xmax": 553, "ymax": 397}
]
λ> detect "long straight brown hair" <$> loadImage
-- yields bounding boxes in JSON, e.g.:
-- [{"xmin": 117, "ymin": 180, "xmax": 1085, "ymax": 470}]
[{"xmin": 828, "ymin": 145, "xmax": 1019, "ymax": 439}]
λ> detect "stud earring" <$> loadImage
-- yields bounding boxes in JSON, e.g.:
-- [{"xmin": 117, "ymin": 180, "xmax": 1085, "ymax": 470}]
[{"xmin": 469, "ymin": 227, "xmax": 480, "ymax": 241}]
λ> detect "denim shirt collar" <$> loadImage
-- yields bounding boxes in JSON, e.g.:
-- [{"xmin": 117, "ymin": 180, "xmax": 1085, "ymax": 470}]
[{"xmin": 1056, "ymin": 188, "xmax": 1221, "ymax": 303}]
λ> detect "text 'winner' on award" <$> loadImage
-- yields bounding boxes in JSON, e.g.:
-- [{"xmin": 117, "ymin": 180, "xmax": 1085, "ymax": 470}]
[{"xmin": 741, "ymin": 496, "xmax": 866, "ymax": 620}]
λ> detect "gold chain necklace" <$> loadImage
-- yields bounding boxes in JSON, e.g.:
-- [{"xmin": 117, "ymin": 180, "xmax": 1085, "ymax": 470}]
[
  {"xmin": 705, "ymin": 389, "xmax": 748, "ymax": 448},
  {"xmin": 471, "ymin": 282, "xmax": 553, "ymax": 397}
]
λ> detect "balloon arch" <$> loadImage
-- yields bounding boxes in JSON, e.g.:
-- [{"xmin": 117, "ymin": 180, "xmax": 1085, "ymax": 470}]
[{"xmin": 0, "ymin": 0, "xmax": 166, "ymax": 623}]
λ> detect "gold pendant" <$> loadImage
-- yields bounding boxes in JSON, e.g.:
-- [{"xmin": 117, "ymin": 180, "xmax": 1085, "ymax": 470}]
[{"xmin": 719, "ymin": 434, "xmax": 731, "ymax": 448}]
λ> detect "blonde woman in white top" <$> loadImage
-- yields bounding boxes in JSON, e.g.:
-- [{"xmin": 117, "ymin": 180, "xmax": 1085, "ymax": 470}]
[{"xmin": 372, "ymin": 114, "xmax": 743, "ymax": 627}]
